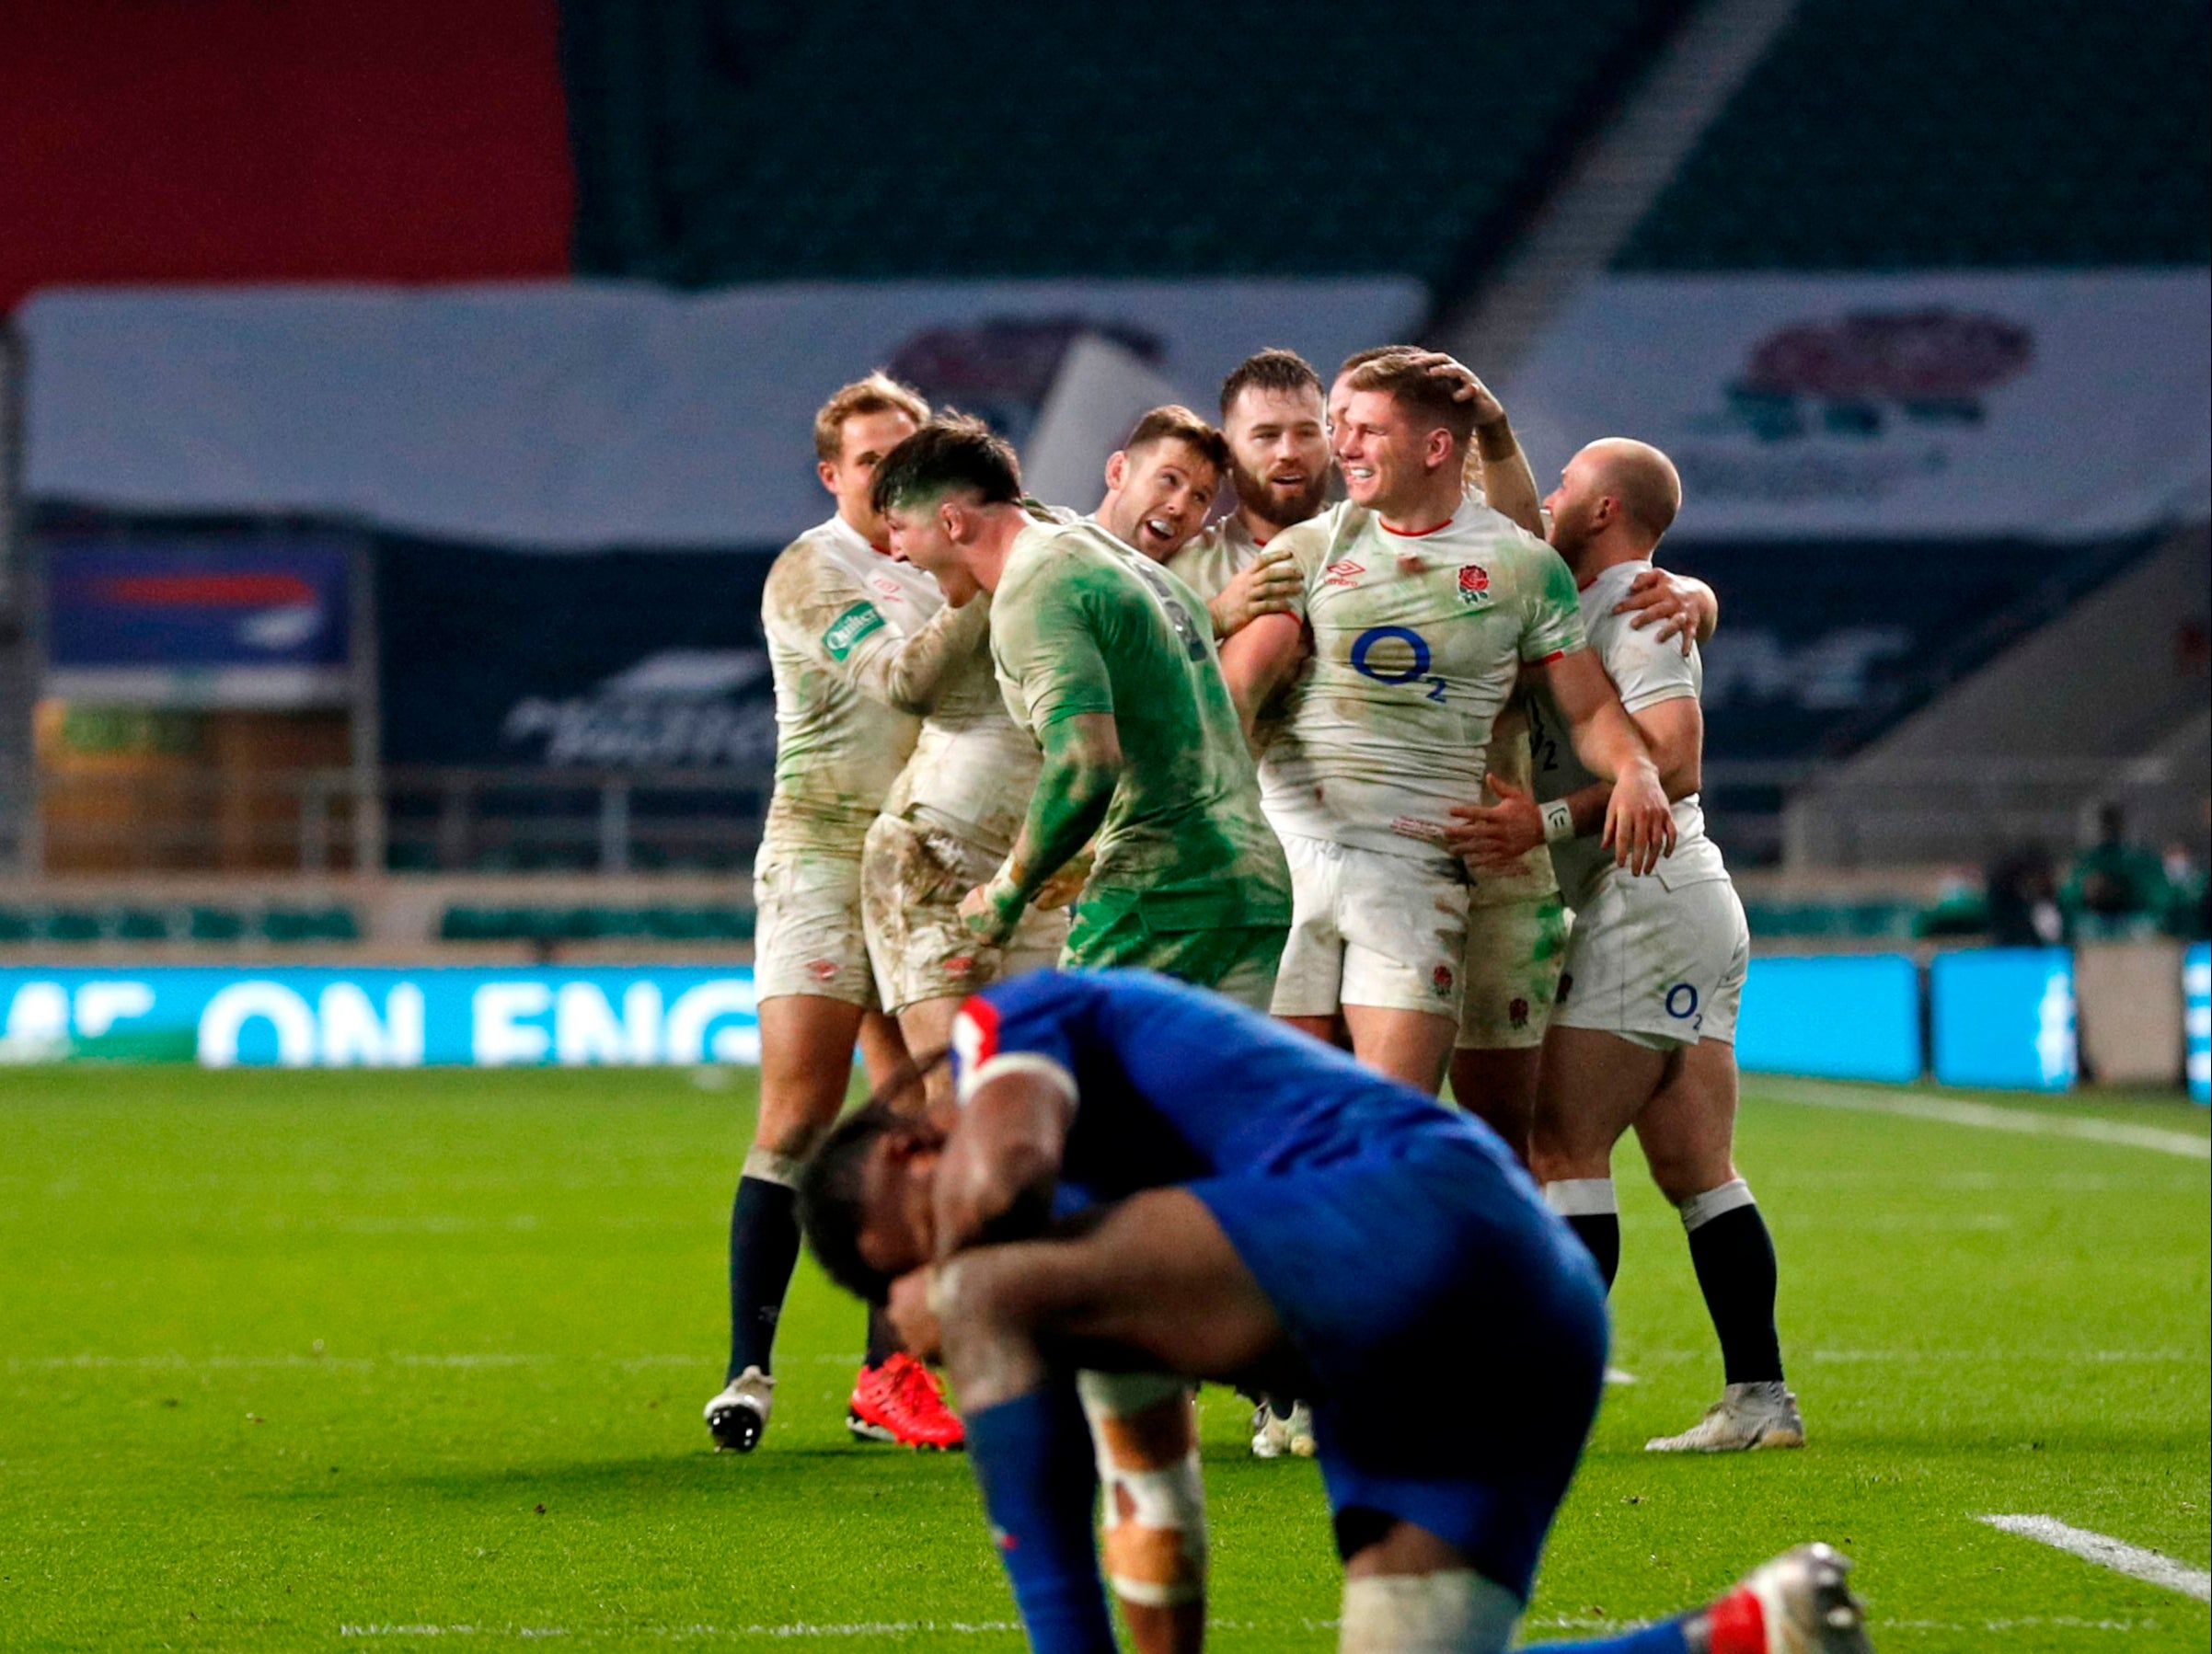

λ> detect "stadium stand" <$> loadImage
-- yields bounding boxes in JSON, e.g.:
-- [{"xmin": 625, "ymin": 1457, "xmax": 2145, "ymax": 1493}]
[
  {"xmin": 1615, "ymin": 0, "xmax": 2212, "ymax": 271},
  {"xmin": 559, "ymin": 0, "xmax": 1690, "ymax": 290},
  {"xmin": 0, "ymin": 902, "xmax": 358, "ymax": 946}
]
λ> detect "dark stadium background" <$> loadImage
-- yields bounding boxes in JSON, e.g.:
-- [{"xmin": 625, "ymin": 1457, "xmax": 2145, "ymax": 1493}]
[{"xmin": 0, "ymin": 0, "xmax": 2205, "ymax": 1092}]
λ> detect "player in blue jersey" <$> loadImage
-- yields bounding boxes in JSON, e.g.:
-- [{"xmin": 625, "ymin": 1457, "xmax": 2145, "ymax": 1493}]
[{"xmin": 798, "ymin": 971, "xmax": 1871, "ymax": 1654}]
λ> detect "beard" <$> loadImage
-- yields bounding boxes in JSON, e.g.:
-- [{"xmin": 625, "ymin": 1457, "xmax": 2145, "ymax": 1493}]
[{"xmin": 1231, "ymin": 456, "xmax": 1330, "ymax": 531}]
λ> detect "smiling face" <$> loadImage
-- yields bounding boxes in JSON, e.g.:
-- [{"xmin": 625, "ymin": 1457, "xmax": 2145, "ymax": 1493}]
[
  {"xmin": 1331, "ymin": 387, "xmax": 1448, "ymax": 515},
  {"xmin": 1542, "ymin": 447, "xmax": 1612, "ymax": 566},
  {"xmin": 820, "ymin": 408, "xmax": 923, "ymax": 545},
  {"xmin": 1100, "ymin": 437, "xmax": 1221, "ymax": 561},
  {"xmin": 881, "ymin": 491, "xmax": 983, "ymax": 603},
  {"xmin": 1223, "ymin": 384, "xmax": 1331, "ymax": 532}
]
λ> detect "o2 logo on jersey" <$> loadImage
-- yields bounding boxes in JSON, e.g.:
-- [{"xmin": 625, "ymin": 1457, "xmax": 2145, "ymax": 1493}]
[
  {"xmin": 1457, "ymin": 564, "xmax": 1492, "ymax": 604},
  {"xmin": 1665, "ymin": 983, "xmax": 1701, "ymax": 1028},
  {"xmin": 1350, "ymin": 626, "xmax": 1447, "ymax": 704}
]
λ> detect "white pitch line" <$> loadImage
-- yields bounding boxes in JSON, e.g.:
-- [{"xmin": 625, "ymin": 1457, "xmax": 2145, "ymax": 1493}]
[
  {"xmin": 1980, "ymin": 1515, "xmax": 2212, "ymax": 1602},
  {"xmin": 1753, "ymin": 1078, "xmax": 2211, "ymax": 1160}
]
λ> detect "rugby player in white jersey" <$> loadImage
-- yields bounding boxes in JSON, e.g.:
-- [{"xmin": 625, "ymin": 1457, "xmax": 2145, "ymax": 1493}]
[
  {"xmin": 1162, "ymin": 351, "xmax": 1324, "ymax": 640},
  {"xmin": 1318, "ymin": 348, "xmax": 1720, "ymax": 1165},
  {"xmin": 705, "ymin": 373, "xmax": 975, "ymax": 1454},
  {"xmin": 1451, "ymin": 439, "xmax": 1802, "ymax": 1453},
  {"xmin": 1220, "ymin": 351, "xmax": 1676, "ymax": 1105}
]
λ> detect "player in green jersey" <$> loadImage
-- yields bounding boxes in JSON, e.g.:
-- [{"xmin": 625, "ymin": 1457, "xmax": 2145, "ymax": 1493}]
[{"xmin": 872, "ymin": 416, "xmax": 1292, "ymax": 1010}]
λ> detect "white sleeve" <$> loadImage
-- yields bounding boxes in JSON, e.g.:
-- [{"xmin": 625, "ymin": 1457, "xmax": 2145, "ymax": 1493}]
[{"xmin": 1600, "ymin": 613, "xmax": 1699, "ymax": 716}]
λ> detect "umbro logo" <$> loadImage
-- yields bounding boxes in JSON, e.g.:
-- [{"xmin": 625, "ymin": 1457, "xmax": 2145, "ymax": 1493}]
[{"xmin": 1322, "ymin": 559, "xmax": 1366, "ymax": 588}]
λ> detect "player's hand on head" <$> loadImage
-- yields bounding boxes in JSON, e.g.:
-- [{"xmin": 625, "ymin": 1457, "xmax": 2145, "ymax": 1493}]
[
  {"xmin": 1208, "ymin": 546, "xmax": 1302, "ymax": 639},
  {"xmin": 1443, "ymin": 775, "xmax": 1543, "ymax": 867},
  {"xmin": 887, "ymin": 1267, "xmax": 945, "ymax": 1365},
  {"xmin": 1402, "ymin": 350, "xmax": 1504, "ymax": 427},
  {"xmin": 1601, "ymin": 763, "xmax": 1676, "ymax": 876},
  {"xmin": 1614, "ymin": 569, "xmax": 1702, "ymax": 657}
]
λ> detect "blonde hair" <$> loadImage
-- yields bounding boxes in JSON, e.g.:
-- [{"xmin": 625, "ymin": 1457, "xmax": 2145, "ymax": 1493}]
[
  {"xmin": 1344, "ymin": 351, "xmax": 1477, "ymax": 444},
  {"xmin": 813, "ymin": 373, "xmax": 930, "ymax": 464}
]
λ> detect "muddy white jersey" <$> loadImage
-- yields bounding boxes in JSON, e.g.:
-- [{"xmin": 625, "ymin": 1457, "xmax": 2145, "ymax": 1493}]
[
  {"xmin": 1531, "ymin": 558, "xmax": 1725, "ymax": 909},
  {"xmin": 1166, "ymin": 514, "xmax": 1267, "ymax": 604},
  {"xmin": 1469, "ymin": 697, "xmax": 1561, "ymax": 908},
  {"xmin": 1260, "ymin": 500, "xmax": 1585, "ymax": 858},
  {"xmin": 881, "ymin": 597, "xmax": 1043, "ymax": 856},
  {"xmin": 760, "ymin": 514, "xmax": 951, "ymax": 853}
]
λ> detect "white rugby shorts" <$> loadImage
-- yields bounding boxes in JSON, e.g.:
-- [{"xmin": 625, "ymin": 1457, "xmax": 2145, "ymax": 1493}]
[
  {"xmin": 860, "ymin": 812, "xmax": 1067, "ymax": 1015},
  {"xmin": 751, "ymin": 842, "xmax": 877, "ymax": 1007},
  {"xmin": 1550, "ymin": 867, "xmax": 1748, "ymax": 1050},
  {"xmin": 1455, "ymin": 890, "xmax": 1570, "ymax": 1051},
  {"xmin": 1269, "ymin": 832, "xmax": 1469, "ymax": 1021}
]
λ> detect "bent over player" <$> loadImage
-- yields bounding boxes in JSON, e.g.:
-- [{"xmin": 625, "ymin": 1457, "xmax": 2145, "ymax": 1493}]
[
  {"xmin": 1454, "ymin": 440, "xmax": 1800, "ymax": 1453},
  {"xmin": 706, "ymin": 373, "xmax": 974, "ymax": 1453},
  {"xmin": 797, "ymin": 970, "xmax": 1872, "ymax": 1654}
]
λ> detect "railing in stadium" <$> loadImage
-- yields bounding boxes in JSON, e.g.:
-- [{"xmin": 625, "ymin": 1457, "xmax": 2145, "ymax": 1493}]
[{"xmin": 18, "ymin": 753, "xmax": 2203, "ymax": 876}]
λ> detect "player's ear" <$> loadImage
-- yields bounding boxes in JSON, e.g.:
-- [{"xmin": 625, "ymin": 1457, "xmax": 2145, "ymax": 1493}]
[
  {"xmin": 817, "ymin": 458, "xmax": 840, "ymax": 496},
  {"xmin": 1103, "ymin": 449, "xmax": 1128, "ymax": 494}
]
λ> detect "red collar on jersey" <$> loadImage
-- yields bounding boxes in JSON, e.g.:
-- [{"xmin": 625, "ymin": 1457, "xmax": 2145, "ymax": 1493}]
[{"xmin": 1380, "ymin": 516, "xmax": 1454, "ymax": 538}]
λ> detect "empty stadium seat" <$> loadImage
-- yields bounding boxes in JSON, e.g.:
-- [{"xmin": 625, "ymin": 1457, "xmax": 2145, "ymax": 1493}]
[
  {"xmin": 1618, "ymin": 0, "xmax": 2210, "ymax": 270},
  {"xmin": 0, "ymin": 903, "xmax": 363, "ymax": 946},
  {"xmin": 438, "ymin": 903, "xmax": 754, "ymax": 945},
  {"xmin": 563, "ymin": 0, "xmax": 1690, "ymax": 288}
]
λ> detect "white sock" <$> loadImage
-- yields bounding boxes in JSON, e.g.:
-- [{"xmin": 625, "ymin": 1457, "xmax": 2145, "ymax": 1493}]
[
  {"xmin": 1543, "ymin": 1177, "xmax": 1618, "ymax": 1218},
  {"xmin": 1676, "ymin": 1177, "xmax": 1755, "ymax": 1232}
]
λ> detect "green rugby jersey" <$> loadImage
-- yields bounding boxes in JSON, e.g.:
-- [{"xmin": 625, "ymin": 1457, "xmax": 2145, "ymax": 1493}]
[{"xmin": 992, "ymin": 518, "xmax": 1291, "ymax": 930}]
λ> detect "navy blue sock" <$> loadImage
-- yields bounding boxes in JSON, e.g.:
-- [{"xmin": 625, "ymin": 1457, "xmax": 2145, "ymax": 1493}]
[
  {"xmin": 1687, "ymin": 1203, "xmax": 1784, "ymax": 1385},
  {"xmin": 726, "ymin": 1175, "xmax": 800, "ymax": 1381},
  {"xmin": 1522, "ymin": 1616, "xmax": 1692, "ymax": 1652},
  {"xmin": 963, "ymin": 1384, "xmax": 1114, "ymax": 1653},
  {"xmin": 864, "ymin": 1304, "xmax": 902, "ymax": 1369},
  {"xmin": 1565, "ymin": 1212, "xmax": 1621, "ymax": 1292}
]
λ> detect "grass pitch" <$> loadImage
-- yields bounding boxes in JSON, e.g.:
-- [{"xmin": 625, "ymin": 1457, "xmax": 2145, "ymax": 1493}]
[{"xmin": 0, "ymin": 1064, "xmax": 2204, "ymax": 1652}]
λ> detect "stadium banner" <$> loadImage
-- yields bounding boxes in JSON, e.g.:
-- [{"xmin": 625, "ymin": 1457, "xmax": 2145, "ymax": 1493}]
[
  {"xmin": 1504, "ymin": 270, "xmax": 2212, "ymax": 542},
  {"xmin": 375, "ymin": 538, "xmax": 775, "ymax": 770},
  {"xmin": 2187, "ymin": 943, "xmax": 2210, "ymax": 1105},
  {"xmin": 0, "ymin": 967, "xmax": 758, "ymax": 1068},
  {"xmin": 18, "ymin": 278, "xmax": 1425, "ymax": 553},
  {"xmin": 1734, "ymin": 953, "xmax": 1922, "ymax": 1083},
  {"xmin": 42, "ymin": 534, "xmax": 354, "ymax": 707},
  {"xmin": 1930, "ymin": 948, "xmax": 2078, "ymax": 1092}
]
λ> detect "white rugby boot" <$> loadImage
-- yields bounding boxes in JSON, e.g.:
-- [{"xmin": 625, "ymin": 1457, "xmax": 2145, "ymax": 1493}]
[
  {"xmin": 1645, "ymin": 1381, "xmax": 1805, "ymax": 1453},
  {"xmin": 1711, "ymin": 1543, "xmax": 1873, "ymax": 1653},
  {"xmin": 704, "ymin": 1365, "xmax": 776, "ymax": 1453},
  {"xmin": 1250, "ymin": 1398, "xmax": 1318, "ymax": 1459}
]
